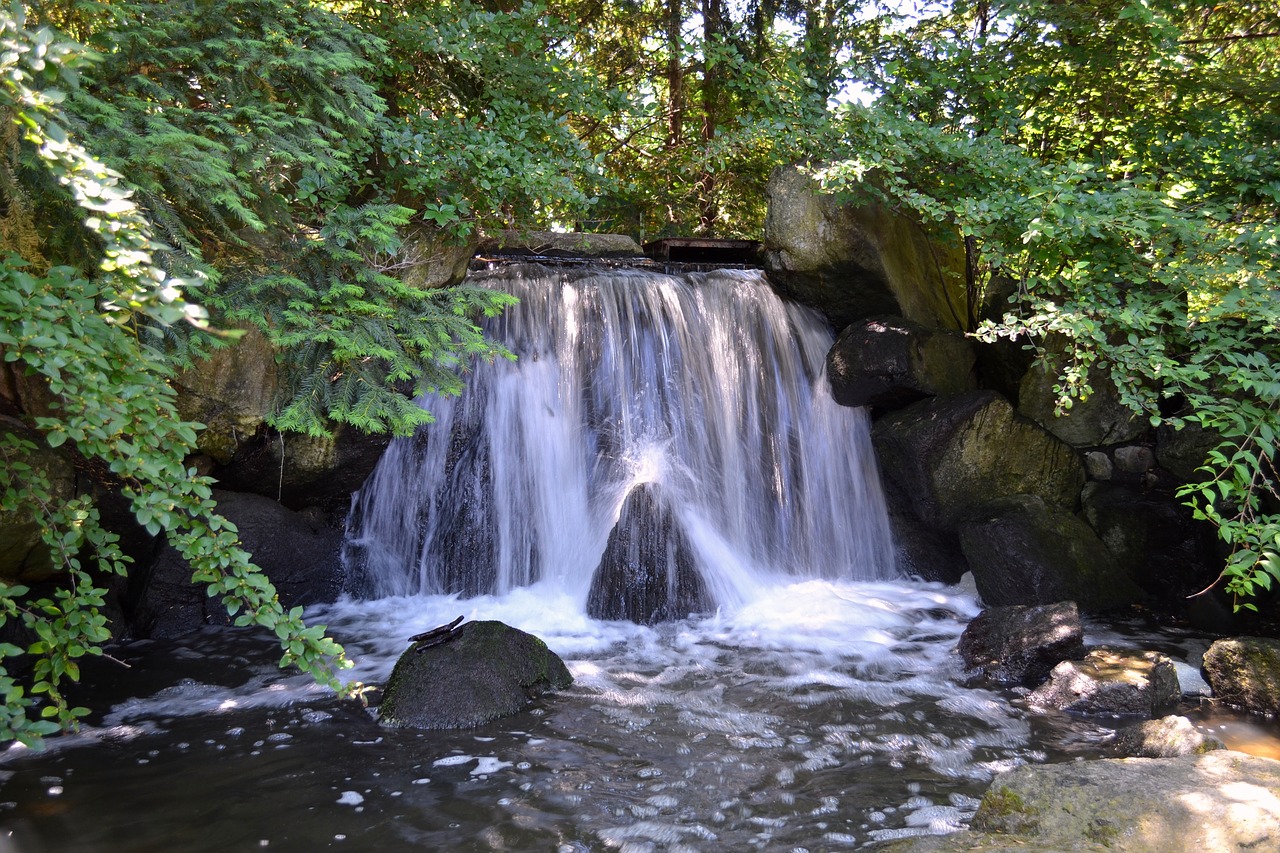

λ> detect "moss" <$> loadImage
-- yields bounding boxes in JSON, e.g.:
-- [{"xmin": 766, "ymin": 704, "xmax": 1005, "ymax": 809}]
[
  {"xmin": 970, "ymin": 786, "xmax": 1042, "ymax": 835},
  {"xmin": 1084, "ymin": 818, "xmax": 1120, "ymax": 845}
]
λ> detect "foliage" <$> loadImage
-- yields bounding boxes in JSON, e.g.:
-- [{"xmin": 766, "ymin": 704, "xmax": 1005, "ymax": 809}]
[
  {"xmin": 818, "ymin": 0, "xmax": 1280, "ymax": 607},
  {"xmin": 1, "ymin": 5, "xmax": 351, "ymax": 746}
]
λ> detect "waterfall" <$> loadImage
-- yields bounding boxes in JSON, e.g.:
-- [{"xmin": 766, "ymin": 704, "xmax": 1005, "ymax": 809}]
[{"xmin": 343, "ymin": 263, "xmax": 897, "ymax": 612}]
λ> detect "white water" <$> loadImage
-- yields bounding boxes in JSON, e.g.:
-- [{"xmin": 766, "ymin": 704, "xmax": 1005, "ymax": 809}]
[
  {"xmin": 0, "ymin": 263, "xmax": 1263, "ymax": 851},
  {"xmin": 343, "ymin": 263, "xmax": 896, "ymax": 607}
]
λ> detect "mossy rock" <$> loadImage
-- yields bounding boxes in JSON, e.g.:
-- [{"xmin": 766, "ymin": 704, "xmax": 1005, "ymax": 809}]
[
  {"xmin": 378, "ymin": 620, "xmax": 573, "ymax": 730},
  {"xmin": 1202, "ymin": 637, "xmax": 1280, "ymax": 717}
]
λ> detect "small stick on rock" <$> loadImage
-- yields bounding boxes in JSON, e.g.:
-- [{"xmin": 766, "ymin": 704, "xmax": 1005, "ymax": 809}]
[{"xmin": 409, "ymin": 615, "xmax": 465, "ymax": 652}]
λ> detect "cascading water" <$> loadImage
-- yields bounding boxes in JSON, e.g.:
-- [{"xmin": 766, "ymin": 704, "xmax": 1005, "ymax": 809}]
[
  {"xmin": 343, "ymin": 262, "xmax": 897, "ymax": 610},
  {"xmin": 5, "ymin": 262, "xmax": 1252, "ymax": 853}
]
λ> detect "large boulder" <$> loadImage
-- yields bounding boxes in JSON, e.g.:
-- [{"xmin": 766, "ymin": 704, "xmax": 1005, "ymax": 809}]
[
  {"xmin": 966, "ymin": 751, "xmax": 1280, "ymax": 852},
  {"xmin": 957, "ymin": 602, "xmax": 1085, "ymax": 687},
  {"xmin": 888, "ymin": 511, "xmax": 968, "ymax": 584},
  {"xmin": 212, "ymin": 424, "xmax": 391, "ymax": 514},
  {"xmin": 1080, "ymin": 482, "xmax": 1219, "ymax": 602},
  {"xmin": 130, "ymin": 490, "xmax": 344, "ymax": 638},
  {"xmin": 1027, "ymin": 648, "xmax": 1180, "ymax": 717},
  {"xmin": 827, "ymin": 316, "xmax": 976, "ymax": 412},
  {"xmin": 958, "ymin": 495, "xmax": 1142, "ymax": 611},
  {"xmin": 873, "ymin": 392, "xmax": 1085, "ymax": 533},
  {"xmin": 378, "ymin": 620, "xmax": 572, "ymax": 729},
  {"xmin": 1202, "ymin": 637, "xmax": 1280, "ymax": 717},
  {"xmin": 1016, "ymin": 358, "xmax": 1145, "ymax": 448},
  {"xmin": 763, "ymin": 167, "xmax": 968, "ymax": 331},
  {"xmin": 586, "ymin": 483, "xmax": 712, "ymax": 624},
  {"xmin": 172, "ymin": 326, "xmax": 279, "ymax": 465},
  {"xmin": 1110, "ymin": 715, "xmax": 1224, "ymax": 758}
]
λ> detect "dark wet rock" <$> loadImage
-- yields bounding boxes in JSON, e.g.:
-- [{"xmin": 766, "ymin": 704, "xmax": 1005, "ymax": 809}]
[
  {"xmin": 1110, "ymin": 715, "xmax": 1225, "ymax": 758},
  {"xmin": 212, "ymin": 424, "xmax": 391, "ymax": 514},
  {"xmin": 1202, "ymin": 637, "xmax": 1280, "ymax": 717},
  {"xmin": 958, "ymin": 494, "xmax": 1142, "ymax": 611},
  {"xmin": 763, "ymin": 166, "xmax": 968, "ymax": 331},
  {"xmin": 132, "ymin": 490, "xmax": 343, "ymax": 638},
  {"xmin": 1027, "ymin": 648, "xmax": 1180, "ymax": 717},
  {"xmin": 1080, "ymin": 482, "xmax": 1219, "ymax": 602},
  {"xmin": 872, "ymin": 392, "xmax": 1084, "ymax": 534},
  {"xmin": 889, "ymin": 512, "xmax": 968, "ymax": 584},
  {"xmin": 958, "ymin": 602, "xmax": 1085, "ymax": 687},
  {"xmin": 1156, "ymin": 420, "xmax": 1223, "ymax": 482},
  {"xmin": 586, "ymin": 483, "xmax": 711, "ymax": 624},
  {"xmin": 827, "ymin": 316, "xmax": 975, "ymax": 412},
  {"xmin": 378, "ymin": 620, "xmax": 572, "ymax": 730}
]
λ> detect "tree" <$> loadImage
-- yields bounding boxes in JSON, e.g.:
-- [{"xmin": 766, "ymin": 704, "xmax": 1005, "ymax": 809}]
[
  {"xmin": 1, "ymin": 6, "xmax": 351, "ymax": 745},
  {"xmin": 820, "ymin": 0, "xmax": 1280, "ymax": 607}
]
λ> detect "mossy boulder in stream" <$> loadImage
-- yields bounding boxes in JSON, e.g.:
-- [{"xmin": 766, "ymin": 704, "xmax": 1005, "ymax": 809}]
[
  {"xmin": 378, "ymin": 620, "xmax": 572, "ymax": 730},
  {"xmin": 870, "ymin": 751, "xmax": 1280, "ymax": 852}
]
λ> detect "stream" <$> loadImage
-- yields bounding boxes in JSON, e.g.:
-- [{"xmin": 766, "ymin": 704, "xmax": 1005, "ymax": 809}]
[{"xmin": 1, "ymin": 263, "xmax": 1273, "ymax": 851}]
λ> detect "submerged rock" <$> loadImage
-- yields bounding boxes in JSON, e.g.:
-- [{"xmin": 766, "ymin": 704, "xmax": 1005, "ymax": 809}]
[
  {"xmin": 1027, "ymin": 648, "xmax": 1180, "ymax": 717},
  {"xmin": 378, "ymin": 620, "xmax": 572, "ymax": 730},
  {"xmin": 1202, "ymin": 637, "xmax": 1280, "ymax": 717},
  {"xmin": 957, "ymin": 602, "xmax": 1084, "ymax": 687},
  {"xmin": 1110, "ymin": 715, "xmax": 1224, "ymax": 758},
  {"xmin": 586, "ymin": 483, "xmax": 712, "ymax": 624}
]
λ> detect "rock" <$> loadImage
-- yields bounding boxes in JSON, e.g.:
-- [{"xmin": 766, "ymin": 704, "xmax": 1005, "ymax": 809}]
[
  {"xmin": 477, "ymin": 230, "xmax": 643, "ymax": 259},
  {"xmin": 1110, "ymin": 715, "xmax": 1225, "ymax": 758},
  {"xmin": 1113, "ymin": 445, "xmax": 1155, "ymax": 474},
  {"xmin": 1202, "ymin": 637, "xmax": 1280, "ymax": 717},
  {"xmin": 172, "ymin": 326, "xmax": 279, "ymax": 465},
  {"xmin": 872, "ymin": 391, "xmax": 1085, "ymax": 533},
  {"xmin": 958, "ymin": 602, "xmax": 1085, "ymax": 687},
  {"xmin": 1080, "ymin": 482, "xmax": 1219, "ymax": 602},
  {"xmin": 889, "ymin": 512, "xmax": 968, "ymax": 584},
  {"xmin": 1016, "ymin": 358, "xmax": 1145, "ymax": 448},
  {"xmin": 131, "ymin": 490, "xmax": 344, "ymax": 638},
  {"xmin": 400, "ymin": 224, "xmax": 479, "ymax": 289},
  {"xmin": 586, "ymin": 484, "xmax": 712, "ymax": 624},
  {"xmin": 1084, "ymin": 451, "xmax": 1113, "ymax": 480},
  {"xmin": 971, "ymin": 276, "xmax": 1034, "ymax": 405},
  {"xmin": 964, "ymin": 751, "xmax": 1280, "ymax": 852},
  {"xmin": 827, "ymin": 316, "xmax": 976, "ymax": 412},
  {"xmin": 763, "ymin": 166, "xmax": 968, "ymax": 331},
  {"xmin": 1155, "ymin": 420, "xmax": 1222, "ymax": 482},
  {"xmin": 378, "ymin": 620, "xmax": 572, "ymax": 729},
  {"xmin": 0, "ymin": 420, "xmax": 77, "ymax": 582},
  {"xmin": 212, "ymin": 424, "xmax": 391, "ymax": 514},
  {"xmin": 958, "ymin": 494, "xmax": 1142, "ymax": 611},
  {"xmin": 1027, "ymin": 648, "xmax": 1180, "ymax": 717}
]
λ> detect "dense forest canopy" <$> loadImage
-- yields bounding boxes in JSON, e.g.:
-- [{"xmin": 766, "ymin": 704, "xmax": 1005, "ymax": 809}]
[{"xmin": 0, "ymin": 0, "xmax": 1276, "ymax": 743}]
